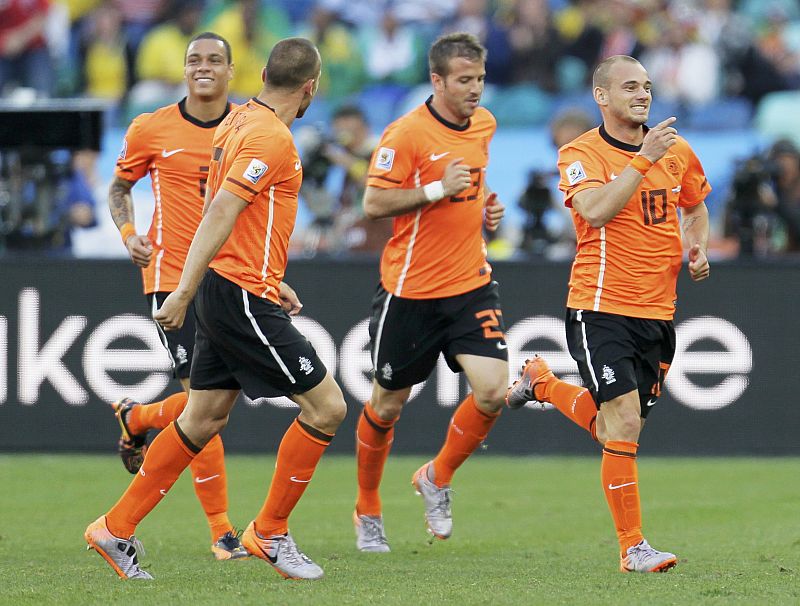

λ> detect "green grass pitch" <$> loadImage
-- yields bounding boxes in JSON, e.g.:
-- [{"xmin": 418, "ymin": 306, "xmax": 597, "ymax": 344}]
[{"xmin": 0, "ymin": 454, "xmax": 797, "ymax": 605}]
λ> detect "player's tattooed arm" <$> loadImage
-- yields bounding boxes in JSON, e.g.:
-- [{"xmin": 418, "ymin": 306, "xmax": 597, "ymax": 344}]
[
  {"xmin": 681, "ymin": 201, "xmax": 710, "ymax": 281},
  {"xmin": 682, "ymin": 215, "xmax": 699, "ymax": 232},
  {"xmin": 108, "ymin": 176, "xmax": 136, "ymax": 229},
  {"xmin": 680, "ymin": 201, "xmax": 709, "ymax": 250},
  {"xmin": 109, "ymin": 176, "xmax": 152, "ymax": 267}
]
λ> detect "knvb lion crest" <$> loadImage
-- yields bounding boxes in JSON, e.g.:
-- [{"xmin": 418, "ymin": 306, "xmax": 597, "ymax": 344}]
[
  {"xmin": 299, "ymin": 356, "xmax": 314, "ymax": 375},
  {"xmin": 666, "ymin": 157, "xmax": 680, "ymax": 176}
]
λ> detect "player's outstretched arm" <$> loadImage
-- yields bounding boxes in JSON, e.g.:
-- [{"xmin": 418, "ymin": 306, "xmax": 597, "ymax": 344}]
[
  {"xmin": 109, "ymin": 176, "xmax": 152, "ymax": 267},
  {"xmin": 572, "ymin": 118, "xmax": 678, "ymax": 228},
  {"xmin": 154, "ymin": 190, "xmax": 247, "ymax": 330},
  {"xmin": 363, "ymin": 158, "xmax": 471, "ymax": 219},
  {"xmin": 681, "ymin": 201, "xmax": 710, "ymax": 281}
]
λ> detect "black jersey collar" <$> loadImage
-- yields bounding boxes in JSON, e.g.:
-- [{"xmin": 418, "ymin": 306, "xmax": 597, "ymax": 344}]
[
  {"xmin": 598, "ymin": 123, "xmax": 650, "ymax": 153},
  {"xmin": 178, "ymin": 97, "xmax": 232, "ymax": 128},
  {"xmin": 250, "ymin": 97, "xmax": 277, "ymax": 113},
  {"xmin": 425, "ymin": 96, "xmax": 470, "ymax": 132}
]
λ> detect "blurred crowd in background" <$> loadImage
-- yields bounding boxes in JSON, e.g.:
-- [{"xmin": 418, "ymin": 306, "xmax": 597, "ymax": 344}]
[{"xmin": 1, "ymin": 0, "xmax": 800, "ymax": 260}]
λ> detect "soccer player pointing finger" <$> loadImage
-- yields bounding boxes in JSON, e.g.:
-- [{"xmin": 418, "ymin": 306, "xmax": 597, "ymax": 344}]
[{"xmin": 507, "ymin": 55, "xmax": 711, "ymax": 574}]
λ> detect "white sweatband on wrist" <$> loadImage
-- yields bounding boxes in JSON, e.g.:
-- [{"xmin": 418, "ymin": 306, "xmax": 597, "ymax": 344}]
[{"xmin": 422, "ymin": 180, "xmax": 445, "ymax": 202}]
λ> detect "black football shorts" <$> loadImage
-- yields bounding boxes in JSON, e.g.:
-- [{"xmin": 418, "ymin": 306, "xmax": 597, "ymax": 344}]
[
  {"xmin": 369, "ymin": 281, "xmax": 508, "ymax": 390},
  {"xmin": 190, "ymin": 269, "xmax": 327, "ymax": 398},
  {"xmin": 565, "ymin": 308, "xmax": 675, "ymax": 418},
  {"xmin": 148, "ymin": 292, "xmax": 195, "ymax": 379}
]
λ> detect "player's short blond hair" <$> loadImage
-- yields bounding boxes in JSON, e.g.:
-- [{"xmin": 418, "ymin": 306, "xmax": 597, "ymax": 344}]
[
  {"xmin": 592, "ymin": 55, "xmax": 642, "ymax": 89},
  {"xmin": 266, "ymin": 37, "xmax": 321, "ymax": 90}
]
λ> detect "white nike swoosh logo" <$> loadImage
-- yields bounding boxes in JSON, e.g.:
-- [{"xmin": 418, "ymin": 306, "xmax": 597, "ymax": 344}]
[
  {"xmin": 430, "ymin": 152, "xmax": 449, "ymax": 161},
  {"xmin": 608, "ymin": 481, "xmax": 637, "ymax": 490},
  {"xmin": 294, "ymin": 161, "xmax": 302, "ymax": 170},
  {"xmin": 161, "ymin": 148, "xmax": 184, "ymax": 158},
  {"xmin": 610, "ymin": 172, "xmax": 618, "ymax": 180},
  {"xmin": 646, "ymin": 398, "xmax": 657, "ymax": 407},
  {"xmin": 290, "ymin": 476, "xmax": 311, "ymax": 483},
  {"xmin": 672, "ymin": 185, "xmax": 681, "ymax": 193},
  {"xmin": 356, "ymin": 434, "xmax": 395, "ymax": 450},
  {"xmin": 496, "ymin": 342, "xmax": 508, "ymax": 350},
  {"xmin": 195, "ymin": 474, "xmax": 220, "ymax": 484},
  {"xmin": 159, "ymin": 489, "xmax": 167, "ymax": 495}
]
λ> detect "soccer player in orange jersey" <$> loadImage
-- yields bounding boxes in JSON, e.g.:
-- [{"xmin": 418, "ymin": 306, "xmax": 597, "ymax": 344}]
[
  {"xmin": 353, "ymin": 33, "xmax": 508, "ymax": 552},
  {"xmin": 106, "ymin": 32, "xmax": 247, "ymax": 561},
  {"xmin": 506, "ymin": 55, "xmax": 711, "ymax": 573},
  {"xmin": 86, "ymin": 37, "xmax": 346, "ymax": 581}
]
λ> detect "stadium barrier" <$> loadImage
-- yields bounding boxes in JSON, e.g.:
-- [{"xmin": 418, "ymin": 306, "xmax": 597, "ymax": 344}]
[{"xmin": 0, "ymin": 259, "xmax": 797, "ymax": 455}]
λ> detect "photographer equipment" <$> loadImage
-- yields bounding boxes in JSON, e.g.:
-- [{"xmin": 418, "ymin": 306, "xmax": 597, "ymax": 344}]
[
  {"xmin": 518, "ymin": 169, "xmax": 558, "ymax": 255},
  {"xmin": 0, "ymin": 99, "xmax": 105, "ymax": 252},
  {"xmin": 726, "ymin": 153, "xmax": 778, "ymax": 256}
]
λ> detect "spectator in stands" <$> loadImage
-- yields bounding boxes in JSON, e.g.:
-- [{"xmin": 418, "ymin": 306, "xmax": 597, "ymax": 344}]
[
  {"xmin": 129, "ymin": 0, "xmax": 204, "ymax": 106},
  {"xmin": 595, "ymin": 0, "xmax": 655, "ymax": 60},
  {"xmin": 298, "ymin": 5, "xmax": 365, "ymax": 100},
  {"xmin": 554, "ymin": 0, "xmax": 604, "ymax": 82},
  {"xmin": 358, "ymin": 7, "xmax": 425, "ymax": 86},
  {"xmin": 640, "ymin": 7, "xmax": 720, "ymax": 106},
  {"xmin": 697, "ymin": 0, "xmax": 791, "ymax": 103},
  {"xmin": 754, "ymin": 7, "xmax": 800, "ymax": 90},
  {"xmin": 443, "ymin": 0, "xmax": 511, "ymax": 84},
  {"xmin": 696, "ymin": 0, "xmax": 755, "ymax": 98},
  {"xmin": 0, "ymin": 0, "xmax": 54, "ymax": 97},
  {"xmin": 114, "ymin": 0, "xmax": 163, "ymax": 54},
  {"xmin": 204, "ymin": 0, "xmax": 291, "ymax": 101},
  {"xmin": 80, "ymin": 2, "xmax": 130, "ymax": 102},
  {"xmin": 297, "ymin": 105, "xmax": 386, "ymax": 255},
  {"xmin": 506, "ymin": 0, "xmax": 564, "ymax": 91}
]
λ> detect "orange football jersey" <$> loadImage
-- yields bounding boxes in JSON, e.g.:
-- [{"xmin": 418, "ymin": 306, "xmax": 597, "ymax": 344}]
[
  {"xmin": 206, "ymin": 98, "xmax": 302, "ymax": 304},
  {"xmin": 558, "ymin": 125, "xmax": 711, "ymax": 320},
  {"xmin": 115, "ymin": 99, "xmax": 232, "ymax": 294},
  {"xmin": 367, "ymin": 97, "xmax": 496, "ymax": 299}
]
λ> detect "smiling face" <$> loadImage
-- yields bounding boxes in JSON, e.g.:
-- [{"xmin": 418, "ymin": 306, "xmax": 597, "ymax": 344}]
[
  {"xmin": 184, "ymin": 38, "xmax": 233, "ymax": 101},
  {"xmin": 432, "ymin": 56, "xmax": 486, "ymax": 124},
  {"xmin": 594, "ymin": 59, "xmax": 652, "ymax": 127}
]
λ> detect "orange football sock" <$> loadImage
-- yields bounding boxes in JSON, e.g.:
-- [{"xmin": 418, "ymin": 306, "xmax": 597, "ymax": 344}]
[
  {"xmin": 105, "ymin": 421, "xmax": 200, "ymax": 538},
  {"xmin": 355, "ymin": 402, "xmax": 397, "ymax": 516},
  {"xmin": 189, "ymin": 434, "xmax": 232, "ymax": 542},
  {"xmin": 254, "ymin": 418, "xmax": 333, "ymax": 537},
  {"xmin": 601, "ymin": 440, "xmax": 644, "ymax": 555},
  {"xmin": 431, "ymin": 394, "xmax": 499, "ymax": 487},
  {"xmin": 541, "ymin": 379, "xmax": 599, "ymax": 440},
  {"xmin": 127, "ymin": 391, "xmax": 189, "ymax": 434}
]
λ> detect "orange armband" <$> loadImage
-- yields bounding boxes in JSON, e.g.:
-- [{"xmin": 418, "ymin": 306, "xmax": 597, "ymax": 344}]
[
  {"xmin": 629, "ymin": 154, "xmax": 653, "ymax": 177},
  {"xmin": 120, "ymin": 223, "xmax": 136, "ymax": 244}
]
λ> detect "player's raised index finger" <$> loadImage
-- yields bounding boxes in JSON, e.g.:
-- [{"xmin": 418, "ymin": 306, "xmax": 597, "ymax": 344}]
[{"xmin": 656, "ymin": 116, "xmax": 677, "ymax": 129}]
